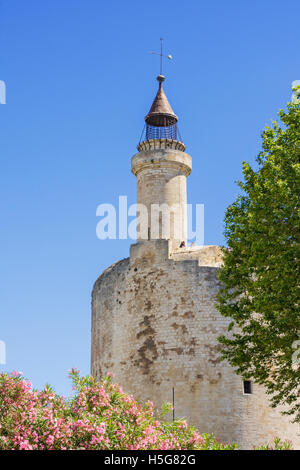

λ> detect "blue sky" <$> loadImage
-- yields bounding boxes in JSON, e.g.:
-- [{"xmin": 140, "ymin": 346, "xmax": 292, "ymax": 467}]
[{"xmin": 0, "ymin": 0, "xmax": 299, "ymax": 396}]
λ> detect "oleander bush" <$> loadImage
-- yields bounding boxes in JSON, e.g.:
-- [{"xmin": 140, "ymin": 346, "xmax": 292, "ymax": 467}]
[{"xmin": 0, "ymin": 369, "xmax": 289, "ymax": 450}]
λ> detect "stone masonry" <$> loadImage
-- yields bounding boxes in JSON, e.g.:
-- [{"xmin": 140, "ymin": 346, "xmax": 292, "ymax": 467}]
[{"xmin": 92, "ymin": 239, "xmax": 300, "ymax": 449}]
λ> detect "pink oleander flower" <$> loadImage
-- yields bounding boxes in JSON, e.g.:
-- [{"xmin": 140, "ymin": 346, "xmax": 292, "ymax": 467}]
[{"xmin": 0, "ymin": 370, "xmax": 241, "ymax": 451}]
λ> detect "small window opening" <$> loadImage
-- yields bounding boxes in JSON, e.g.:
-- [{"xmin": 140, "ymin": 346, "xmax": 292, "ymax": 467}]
[{"xmin": 243, "ymin": 380, "xmax": 252, "ymax": 394}]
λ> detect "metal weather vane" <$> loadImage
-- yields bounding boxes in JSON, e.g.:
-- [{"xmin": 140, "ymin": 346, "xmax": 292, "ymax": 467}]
[{"xmin": 150, "ymin": 38, "xmax": 173, "ymax": 76}]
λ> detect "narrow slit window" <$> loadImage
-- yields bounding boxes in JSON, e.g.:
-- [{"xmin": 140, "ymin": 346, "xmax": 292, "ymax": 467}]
[{"xmin": 243, "ymin": 380, "xmax": 252, "ymax": 394}]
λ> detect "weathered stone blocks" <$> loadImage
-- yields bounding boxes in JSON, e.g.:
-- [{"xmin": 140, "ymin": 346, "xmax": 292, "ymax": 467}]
[{"xmin": 91, "ymin": 240, "xmax": 300, "ymax": 449}]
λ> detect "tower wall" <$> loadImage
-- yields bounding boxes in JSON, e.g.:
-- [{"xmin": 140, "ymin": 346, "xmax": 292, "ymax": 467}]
[
  {"xmin": 91, "ymin": 240, "xmax": 300, "ymax": 449},
  {"xmin": 132, "ymin": 141, "xmax": 191, "ymax": 250}
]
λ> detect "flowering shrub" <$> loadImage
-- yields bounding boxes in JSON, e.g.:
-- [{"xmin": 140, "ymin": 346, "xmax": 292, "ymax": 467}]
[
  {"xmin": 0, "ymin": 370, "xmax": 290, "ymax": 450},
  {"xmin": 0, "ymin": 369, "xmax": 238, "ymax": 450},
  {"xmin": 255, "ymin": 438, "xmax": 292, "ymax": 450}
]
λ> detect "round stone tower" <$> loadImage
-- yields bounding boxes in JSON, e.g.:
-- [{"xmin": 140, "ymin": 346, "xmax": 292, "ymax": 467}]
[{"xmin": 91, "ymin": 75, "xmax": 300, "ymax": 449}]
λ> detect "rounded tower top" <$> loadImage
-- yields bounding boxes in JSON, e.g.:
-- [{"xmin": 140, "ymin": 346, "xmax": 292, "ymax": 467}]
[{"xmin": 138, "ymin": 75, "xmax": 184, "ymax": 149}]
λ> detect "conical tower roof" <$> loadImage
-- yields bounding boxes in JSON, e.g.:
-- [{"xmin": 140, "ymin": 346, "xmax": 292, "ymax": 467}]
[{"xmin": 145, "ymin": 75, "xmax": 178, "ymax": 127}]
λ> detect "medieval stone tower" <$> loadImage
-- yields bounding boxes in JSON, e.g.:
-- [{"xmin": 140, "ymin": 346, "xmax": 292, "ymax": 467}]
[{"xmin": 91, "ymin": 75, "xmax": 300, "ymax": 449}]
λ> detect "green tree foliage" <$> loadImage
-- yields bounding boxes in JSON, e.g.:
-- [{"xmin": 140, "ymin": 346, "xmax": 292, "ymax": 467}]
[{"xmin": 217, "ymin": 100, "xmax": 300, "ymax": 422}]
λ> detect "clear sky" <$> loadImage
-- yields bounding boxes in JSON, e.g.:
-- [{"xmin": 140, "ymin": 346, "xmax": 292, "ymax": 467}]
[{"xmin": 0, "ymin": 0, "xmax": 299, "ymax": 396}]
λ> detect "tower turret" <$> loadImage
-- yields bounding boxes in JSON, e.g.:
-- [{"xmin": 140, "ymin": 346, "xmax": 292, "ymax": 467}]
[
  {"xmin": 144, "ymin": 74, "xmax": 178, "ymax": 138},
  {"xmin": 132, "ymin": 75, "xmax": 192, "ymax": 250}
]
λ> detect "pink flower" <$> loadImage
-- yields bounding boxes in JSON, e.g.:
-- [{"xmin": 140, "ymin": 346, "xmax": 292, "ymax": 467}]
[{"xmin": 0, "ymin": 369, "xmax": 235, "ymax": 451}]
